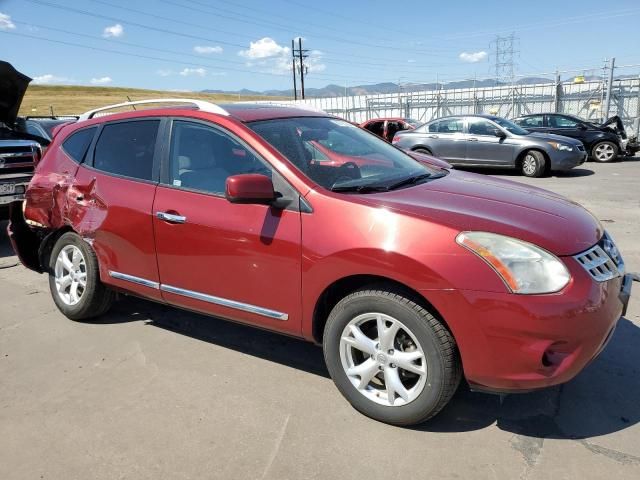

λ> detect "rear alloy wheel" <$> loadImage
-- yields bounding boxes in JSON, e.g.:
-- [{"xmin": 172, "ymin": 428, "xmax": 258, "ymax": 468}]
[
  {"xmin": 48, "ymin": 232, "xmax": 114, "ymax": 321},
  {"xmin": 323, "ymin": 289, "xmax": 461, "ymax": 426},
  {"xmin": 521, "ymin": 150, "xmax": 546, "ymax": 177},
  {"xmin": 592, "ymin": 141, "xmax": 618, "ymax": 163}
]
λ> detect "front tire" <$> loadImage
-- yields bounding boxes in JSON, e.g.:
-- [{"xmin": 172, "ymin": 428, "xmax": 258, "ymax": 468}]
[
  {"xmin": 323, "ymin": 289, "xmax": 461, "ymax": 426},
  {"xmin": 591, "ymin": 141, "xmax": 618, "ymax": 162},
  {"xmin": 521, "ymin": 150, "xmax": 546, "ymax": 177},
  {"xmin": 48, "ymin": 232, "xmax": 114, "ymax": 321}
]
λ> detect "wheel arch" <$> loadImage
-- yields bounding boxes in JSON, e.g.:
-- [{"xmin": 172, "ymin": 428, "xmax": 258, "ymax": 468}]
[{"xmin": 311, "ymin": 274, "xmax": 453, "ymax": 345}]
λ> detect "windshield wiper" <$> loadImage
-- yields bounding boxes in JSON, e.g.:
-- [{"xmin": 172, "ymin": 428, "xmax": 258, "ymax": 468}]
[
  {"xmin": 386, "ymin": 172, "xmax": 432, "ymax": 190},
  {"xmin": 330, "ymin": 184, "xmax": 390, "ymax": 193}
]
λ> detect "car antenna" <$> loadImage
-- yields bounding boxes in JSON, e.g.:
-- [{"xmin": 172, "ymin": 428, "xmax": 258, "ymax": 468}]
[{"xmin": 126, "ymin": 96, "xmax": 136, "ymax": 111}]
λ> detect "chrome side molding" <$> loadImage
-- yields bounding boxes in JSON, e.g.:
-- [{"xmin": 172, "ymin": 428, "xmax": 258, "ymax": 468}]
[
  {"xmin": 109, "ymin": 270, "xmax": 160, "ymax": 289},
  {"xmin": 161, "ymin": 284, "xmax": 288, "ymax": 321},
  {"xmin": 107, "ymin": 270, "xmax": 288, "ymax": 321}
]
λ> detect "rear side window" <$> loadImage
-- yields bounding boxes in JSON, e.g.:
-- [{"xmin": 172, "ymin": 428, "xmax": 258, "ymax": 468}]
[
  {"xmin": 93, "ymin": 120, "xmax": 159, "ymax": 181},
  {"xmin": 517, "ymin": 115, "xmax": 544, "ymax": 128},
  {"xmin": 62, "ymin": 127, "xmax": 97, "ymax": 163},
  {"xmin": 428, "ymin": 118, "xmax": 464, "ymax": 133}
]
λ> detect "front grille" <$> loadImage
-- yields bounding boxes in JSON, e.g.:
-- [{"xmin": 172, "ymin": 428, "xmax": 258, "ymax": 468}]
[
  {"xmin": 574, "ymin": 232, "xmax": 624, "ymax": 282},
  {"xmin": 0, "ymin": 145, "xmax": 38, "ymax": 169}
]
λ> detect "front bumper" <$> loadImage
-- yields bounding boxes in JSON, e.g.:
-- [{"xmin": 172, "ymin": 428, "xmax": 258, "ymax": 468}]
[
  {"xmin": 423, "ymin": 262, "xmax": 631, "ymax": 393},
  {"xmin": 548, "ymin": 149, "xmax": 587, "ymax": 171},
  {"xmin": 0, "ymin": 174, "xmax": 31, "ymax": 206}
]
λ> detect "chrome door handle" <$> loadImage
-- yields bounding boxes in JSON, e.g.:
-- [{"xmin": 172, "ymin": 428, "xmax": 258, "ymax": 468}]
[
  {"xmin": 156, "ymin": 211, "xmax": 187, "ymax": 224},
  {"xmin": 467, "ymin": 137, "xmax": 478, "ymax": 141},
  {"xmin": 428, "ymin": 134, "xmax": 439, "ymax": 138}
]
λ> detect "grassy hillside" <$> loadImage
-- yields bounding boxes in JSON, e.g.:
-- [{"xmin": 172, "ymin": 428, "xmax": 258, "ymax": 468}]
[{"xmin": 19, "ymin": 85, "xmax": 286, "ymax": 117}]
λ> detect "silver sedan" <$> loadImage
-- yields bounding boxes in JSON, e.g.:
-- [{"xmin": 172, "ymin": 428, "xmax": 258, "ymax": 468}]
[{"xmin": 392, "ymin": 115, "xmax": 587, "ymax": 177}]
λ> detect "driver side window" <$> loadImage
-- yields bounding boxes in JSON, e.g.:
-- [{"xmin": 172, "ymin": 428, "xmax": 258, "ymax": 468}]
[{"xmin": 167, "ymin": 121, "xmax": 271, "ymax": 195}]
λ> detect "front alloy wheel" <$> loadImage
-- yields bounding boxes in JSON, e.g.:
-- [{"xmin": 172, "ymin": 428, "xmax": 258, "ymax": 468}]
[
  {"xmin": 323, "ymin": 289, "xmax": 461, "ymax": 426},
  {"xmin": 592, "ymin": 141, "xmax": 618, "ymax": 162},
  {"xmin": 340, "ymin": 313, "xmax": 427, "ymax": 407}
]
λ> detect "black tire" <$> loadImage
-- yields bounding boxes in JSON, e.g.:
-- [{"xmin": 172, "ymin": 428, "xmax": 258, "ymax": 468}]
[
  {"xmin": 323, "ymin": 289, "xmax": 461, "ymax": 426},
  {"xmin": 414, "ymin": 147, "xmax": 433, "ymax": 156},
  {"xmin": 591, "ymin": 141, "xmax": 618, "ymax": 163},
  {"xmin": 520, "ymin": 150, "xmax": 546, "ymax": 177},
  {"xmin": 48, "ymin": 232, "xmax": 114, "ymax": 321}
]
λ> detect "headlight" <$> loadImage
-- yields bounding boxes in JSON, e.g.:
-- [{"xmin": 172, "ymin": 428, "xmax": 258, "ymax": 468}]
[
  {"xmin": 456, "ymin": 232, "xmax": 571, "ymax": 294},
  {"xmin": 547, "ymin": 141, "xmax": 573, "ymax": 151}
]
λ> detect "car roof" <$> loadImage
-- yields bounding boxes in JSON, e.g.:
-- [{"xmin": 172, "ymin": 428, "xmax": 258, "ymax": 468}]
[
  {"xmin": 73, "ymin": 103, "xmax": 331, "ymax": 126},
  {"xmin": 427, "ymin": 114, "xmax": 501, "ymax": 122}
]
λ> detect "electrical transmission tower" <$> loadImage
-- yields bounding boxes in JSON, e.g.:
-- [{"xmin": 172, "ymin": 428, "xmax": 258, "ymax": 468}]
[
  {"xmin": 492, "ymin": 33, "xmax": 518, "ymax": 84},
  {"xmin": 291, "ymin": 37, "xmax": 309, "ymax": 100}
]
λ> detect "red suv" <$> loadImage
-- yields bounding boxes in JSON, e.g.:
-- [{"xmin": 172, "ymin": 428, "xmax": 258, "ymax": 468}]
[{"xmin": 9, "ymin": 99, "xmax": 632, "ymax": 426}]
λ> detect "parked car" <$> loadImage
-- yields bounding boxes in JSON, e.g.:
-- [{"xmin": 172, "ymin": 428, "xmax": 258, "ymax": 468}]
[
  {"xmin": 392, "ymin": 114, "xmax": 587, "ymax": 177},
  {"xmin": 22, "ymin": 116, "xmax": 78, "ymax": 143},
  {"xmin": 0, "ymin": 61, "xmax": 43, "ymax": 219},
  {"xmin": 361, "ymin": 117, "xmax": 422, "ymax": 142},
  {"xmin": 10, "ymin": 99, "xmax": 631, "ymax": 426},
  {"xmin": 513, "ymin": 113, "xmax": 639, "ymax": 162}
]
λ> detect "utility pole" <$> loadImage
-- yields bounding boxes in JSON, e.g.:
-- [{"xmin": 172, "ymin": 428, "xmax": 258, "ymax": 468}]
[
  {"xmin": 603, "ymin": 57, "xmax": 615, "ymax": 121},
  {"xmin": 292, "ymin": 38, "xmax": 309, "ymax": 99},
  {"xmin": 291, "ymin": 39, "xmax": 297, "ymax": 100}
]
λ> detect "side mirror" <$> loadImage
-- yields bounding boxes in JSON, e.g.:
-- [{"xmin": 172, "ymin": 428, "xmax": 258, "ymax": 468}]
[
  {"xmin": 225, "ymin": 174, "xmax": 276, "ymax": 205},
  {"xmin": 578, "ymin": 123, "xmax": 588, "ymax": 130},
  {"xmin": 493, "ymin": 128, "xmax": 507, "ymax": 138}
]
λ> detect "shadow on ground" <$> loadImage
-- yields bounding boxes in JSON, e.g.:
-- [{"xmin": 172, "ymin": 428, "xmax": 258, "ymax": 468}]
[
  {"xmin": 105, "ymin": 295, "xmax": 639, "ymax": 440},
  {"xmin": 458, "ymin": 166, "xmax": 595, "ymax": 178}
]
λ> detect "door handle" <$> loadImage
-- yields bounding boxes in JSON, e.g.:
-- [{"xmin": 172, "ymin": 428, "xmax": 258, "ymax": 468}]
[
  {"xmin": 428, "ymin": 134, "xmax": 439, "ymax": 138},
  {"xmin": 156, "ymin": 211, "xmax": 187, "ymax": 224},
  {"xmin": 467, "ymin": 137, "xmax": 479, "ymax": 142}
]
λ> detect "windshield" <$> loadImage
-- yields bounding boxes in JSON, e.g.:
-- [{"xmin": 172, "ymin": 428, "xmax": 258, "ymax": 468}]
[
  {"xmin": 248, "ymin": 117, "xmax": 445, "ymax": 193},
  {"xmin": 492, "ymin": 117, "xmax": 529, "ymax": 135},
  {"xmin": 405, "ymin": 119, "xmax": 423, "ymax": 127}
]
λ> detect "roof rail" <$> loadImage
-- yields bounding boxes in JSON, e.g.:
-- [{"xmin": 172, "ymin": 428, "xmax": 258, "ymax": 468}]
[{"xmin": 78, "ymin": 98, "xmax": 229, "ymax": 120}]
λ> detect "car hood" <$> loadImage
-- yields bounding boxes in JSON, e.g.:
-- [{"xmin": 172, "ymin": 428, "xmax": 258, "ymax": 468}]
[
  {"xmin": 0, "ymin": 61, "xmax": 31, "ymax": 126},
  {"xmin": 356, "ymin": 170, "xmax": 602, "ymax": 256},
  {"xmin": 527, "ymin": 132, "xmax": 584, "ymax": 146}
]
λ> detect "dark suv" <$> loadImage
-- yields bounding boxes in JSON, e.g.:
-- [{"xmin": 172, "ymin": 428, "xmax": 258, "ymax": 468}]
[{"xmin": 513, "ymin": 113, "xmax": 638, "ymax": 162}]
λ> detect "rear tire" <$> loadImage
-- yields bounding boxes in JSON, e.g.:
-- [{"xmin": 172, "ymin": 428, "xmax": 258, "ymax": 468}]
[
  {"xmin": 521, "ymin": 150, "xmax": 546, "ymax": 177},
  {"xmin": 323, "ymin": 288, "xmax": 461, "ymax": 426},
  {"xmin": 48, "ymin": 232, "xmax": 114, "ymax": 321},
  {"xmin": 591, "ymin": 141, "xmax": 618, "ymax": 163}
]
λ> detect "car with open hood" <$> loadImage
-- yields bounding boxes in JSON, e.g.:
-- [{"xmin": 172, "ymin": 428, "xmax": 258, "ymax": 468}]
[
  {"xmin": 0, "ymin": 61, "xmax": 42, "ymax": 218},
  {"xmin": 513, "ymin": 113, "xmax": 639, "ymax": 162},
  {"xmin": 9, "ymin": 99, "xmax": 632, "ymax": 426}
]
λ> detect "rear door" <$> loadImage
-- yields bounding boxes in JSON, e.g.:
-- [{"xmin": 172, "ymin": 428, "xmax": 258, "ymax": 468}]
[
  {"xmin": 515, "ymin": 114, "xmax": 546, "ymax": 133},
  {"xmin": 70, "ymin": 118, "xmax": 163, "ymax": 300},
  {"xmin": 422, "ymin": 117, "xmax": 467, "ymax": 162},
  {"xmin": 465, "ymin": 117, "xmax": 514, "ymax": 165},
  {"xmin": 152, "ymin": 119, "xmax": 303, "ymax": 335}
]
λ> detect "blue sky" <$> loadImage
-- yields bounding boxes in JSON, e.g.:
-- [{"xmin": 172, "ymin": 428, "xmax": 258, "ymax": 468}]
[{"xmin": 1, "ymin": 0, "xmax": 640, "ymax": 93}]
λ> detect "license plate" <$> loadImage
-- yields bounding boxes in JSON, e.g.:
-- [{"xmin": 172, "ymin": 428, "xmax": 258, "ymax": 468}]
[{"xmin": 0, "ymin": 183, "xmax": 16, "ymax": 195}]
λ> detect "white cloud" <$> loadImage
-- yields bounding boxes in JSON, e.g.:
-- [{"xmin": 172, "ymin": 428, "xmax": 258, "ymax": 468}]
[
  {"xmin": 90, "ymin": 76, "xmax": 112, "ymax": 85},
  {"xmin": 179, "ymin": 67, "xmax": 207, "ymax": 77},
  {"xmin": 32, "ymin": 74, "xmax": 70, "ymax": 85},
  {"xmin": 239, "ymin": 37, "xmax": 288, "ymax": 60},
  {"xmin": 157, "ymin": 69, "xmax": 174, "ymax": 77},
  {"xmin": 239, "ymin": 38, "xmax": 325, "ymax": 75},
  {"xmin": 459, "ymin": 51, "xmax": 488, "ymax": 63},
  {"xmin": 407, "ymin": 59, "xmax": 416, "ymax": 63},
  {"xmin": 194, "ymin": 45, "xmax": 223, "ymax": 54},
  {"xmin": 0, "ymin": 12, "xmax": 16, "ymax": 30},
  {"xmin": 102, "ymin": 23, "xmax": 124, "ymax": 38}
]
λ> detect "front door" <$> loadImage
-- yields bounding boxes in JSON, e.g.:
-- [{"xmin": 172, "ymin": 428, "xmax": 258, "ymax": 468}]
[
  {"xmin": 464, "ymin": 117, "xmax": 513, "ymax": 165},
  {"xmin": 152, "ymin": 119, "xmax": 303, "ymax": 335}
]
